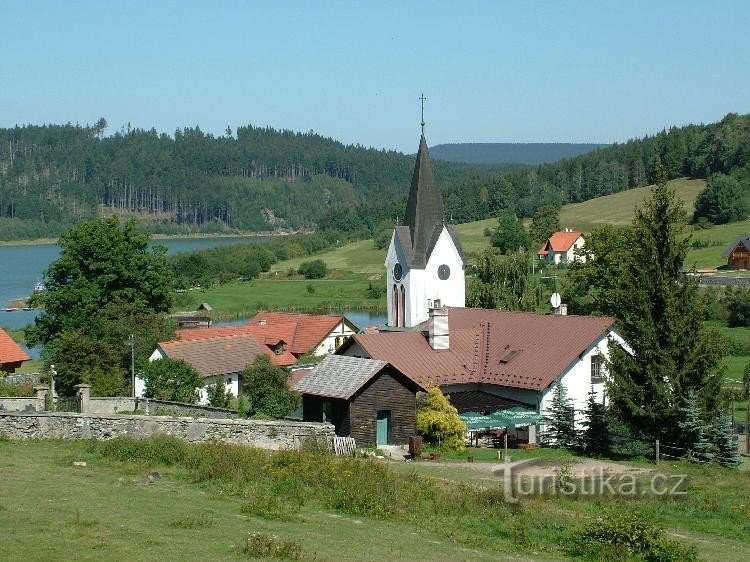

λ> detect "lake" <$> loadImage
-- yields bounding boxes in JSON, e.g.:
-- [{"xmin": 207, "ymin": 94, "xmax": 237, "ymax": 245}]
[{"xmin": 0, "ymin": 237, "xmax": 387, "ymax": 356}]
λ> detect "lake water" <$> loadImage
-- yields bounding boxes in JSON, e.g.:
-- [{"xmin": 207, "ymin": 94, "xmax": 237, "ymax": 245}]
[{"xmin": 0, "ymin": 237, "xmax": 387, "ymax": 356}]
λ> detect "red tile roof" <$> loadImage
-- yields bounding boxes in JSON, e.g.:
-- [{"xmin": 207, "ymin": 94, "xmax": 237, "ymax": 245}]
[
  {"xmin": 174, "ymin": 312, "xmax": 353, "ymax": 357},
  {"xmin": 0, "ymin": 328, "xmax": 31, "ymax": 367},
  {"xmin": 342, "ymin": 307, "xmax": 614, "ymax": 392},
  {"xmin": 538, "ymin": 230, "xmax": 584, "ymax": 255},
  {"xmin": 158, "ymin": 333, "xmax": 295, "ymax": 378}
]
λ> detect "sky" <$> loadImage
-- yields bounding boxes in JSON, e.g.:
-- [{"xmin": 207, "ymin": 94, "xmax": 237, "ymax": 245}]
[{"xmin": 2, "ymin": 1, "xmax": 749, "ymax": 153}]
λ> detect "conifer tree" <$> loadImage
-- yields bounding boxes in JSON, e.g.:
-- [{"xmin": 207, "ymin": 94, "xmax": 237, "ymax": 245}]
[
  {"xmin": 711, "ymin": 411, "xmax": 741, "ymax": 468},
  {"xmin": 547, "ymin": 383, "xmax": 578, "ymax": 449},
  {"xmin": 677, "ymin": 392, "xmax": 713, "ymax": 463},
  {"xmin": 608, "ymin": 164, "xmax": 726, "ymax": 441},
  {"xmin": 581, "ymin": 387, "xmax": 610, "ymax": 456},
  {"xmin": 416, "ymin": 386, "xmax": 467, "ymax": 450}
]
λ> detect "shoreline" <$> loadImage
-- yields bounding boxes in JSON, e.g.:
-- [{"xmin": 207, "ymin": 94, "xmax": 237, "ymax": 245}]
[{"xmin": 0, "ymin": 230, "xmax": 303, "ymax": 247}]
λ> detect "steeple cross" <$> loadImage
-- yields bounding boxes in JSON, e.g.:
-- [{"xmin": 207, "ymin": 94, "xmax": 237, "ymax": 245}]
[{"xmin": 420, "ymin": 93, "xmax": 427, "ymax": 135}]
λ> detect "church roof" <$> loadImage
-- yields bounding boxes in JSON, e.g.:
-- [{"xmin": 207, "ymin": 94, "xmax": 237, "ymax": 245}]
[{"xmin": 400, "ymin": 135, "xmax": 465, "ymax": 267}]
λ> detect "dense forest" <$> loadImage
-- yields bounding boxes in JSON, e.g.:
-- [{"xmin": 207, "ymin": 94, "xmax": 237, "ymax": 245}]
[
  {"xmin": 0, "ymin": 122, "xmax": 508, "ymax": 240},
  {"xmin": 1, "ymin": 113, "xmax": 748, "ymax": 240},
  {"xmin": 429, "ymin": 142, "xmax": 606, "ymax": 165}
]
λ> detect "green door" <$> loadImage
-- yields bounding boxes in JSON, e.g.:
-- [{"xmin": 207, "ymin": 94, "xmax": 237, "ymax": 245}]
[{"xmin": 376, "ymin": 410, "xmax": 390, "ymax": 446}]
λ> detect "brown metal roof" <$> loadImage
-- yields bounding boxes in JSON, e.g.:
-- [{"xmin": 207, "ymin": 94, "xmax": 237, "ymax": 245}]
[
  {"xmin": 343, "ymin": 307, "xmax": 615, "ymax": 392},
  {"xmin": 158, "ymin": 334, "xmax": 293, "ymax": 378}
]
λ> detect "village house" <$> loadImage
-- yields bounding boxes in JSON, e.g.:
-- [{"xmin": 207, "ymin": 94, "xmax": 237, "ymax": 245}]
[
  {"xmin": 293, "ymin": 355, "xmax": 424, "ymax": 446},
  {"xmin": 338, "ymin": 305, "xmax": 624, "ymax": 441},
  {"xmin": 0, "ymin": 328, "xmax": 31, "ymax": 374},
  {"xmin": 722, "ymin": 234, "xmax": 750, "ymax": 269},
  {"xmin": 137, "ymin": 312, "xmax": 358, "ymax": 404},
  {"xmin": 538, "ymin": 229, "xmax": 586, "ymax": 265}
]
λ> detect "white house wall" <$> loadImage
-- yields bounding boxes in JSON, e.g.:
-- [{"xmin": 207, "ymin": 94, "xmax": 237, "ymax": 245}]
[
  {"xmin": 198, "ymin": 373, "xmax": 240, "ymax": 405},
  {"xmin": 312, "ymin": 320, "xmax": 358, "ymax": 356}
]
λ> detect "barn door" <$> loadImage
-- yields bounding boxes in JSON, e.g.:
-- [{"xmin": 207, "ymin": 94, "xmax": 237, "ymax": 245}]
[{"xmin": 376, "ymin": 410, "xmax": 390, "ymax": 446}]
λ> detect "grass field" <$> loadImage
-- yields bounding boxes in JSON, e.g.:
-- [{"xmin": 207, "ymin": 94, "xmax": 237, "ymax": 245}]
[{"xmin": 1, "ymin": 438, "xmax": 748, "ymax": 561}]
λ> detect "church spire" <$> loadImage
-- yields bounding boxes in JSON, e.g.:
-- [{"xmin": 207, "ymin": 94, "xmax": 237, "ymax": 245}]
[
  {"xmin": 404, "ymin": 114, "xmax": 444, "ymax": 268},
  {"xmin": 420, "ymin": 93, "xmax": 426, "ymax": 136}
]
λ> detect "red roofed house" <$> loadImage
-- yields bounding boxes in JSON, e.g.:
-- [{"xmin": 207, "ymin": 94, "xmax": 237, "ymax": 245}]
[
  {"xmin": 0, "ymin": 328, "xmax": 31, "ymax": 373},
  {"xmin": 138, "ymin": 313, "xmax": 358, "ymax": 404},
  {"xmin": 538, "ymin": 229, "xmax": 586, "ymax": 265},
  {"xmin": 338, "ymin": 305, "xmax": 626, "ymax": 444}
]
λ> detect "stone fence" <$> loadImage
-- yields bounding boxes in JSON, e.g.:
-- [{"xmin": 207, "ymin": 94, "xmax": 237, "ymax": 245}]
[
  {"xmin": 0, "ymin": 372, "xmax": 42, "ymax": 386},
  {"xmin": 0, "ymin": 397, "xmax": 37, "ymax": 412},
  {"xmin": 0, "ymin": 411, "xmax": 334, "ymax": 450},
  {"xmin": 88, "ymin": 396, "xmax": 238, "ymax": 418}
]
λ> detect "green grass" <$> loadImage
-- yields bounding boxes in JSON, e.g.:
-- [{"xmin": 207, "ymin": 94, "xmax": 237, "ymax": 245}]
[
  {"xmin": 685, "ymin": 218, "xmax": 750, "ymax": 268},
  {"xmin": 559, "ymin": 178, "xmax": 705, "ymax": 233},
  {"xmin": 2, "ymin": 438, "xmax": 749, "ymax": 561}
]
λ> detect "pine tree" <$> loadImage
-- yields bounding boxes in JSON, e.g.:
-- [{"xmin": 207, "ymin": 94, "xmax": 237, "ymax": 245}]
[
  {"xmin": 712, "ymin": 411, "xmax": 741, "ymax": 468},
  {"xmin": 677, "ymin": 392, "xmax": 713, "ymax": 463},
  {"xmin": 547, "ymin": 383, "xmax": 578, "ymax": 449},
  {"xmin": 581, "ymin": 387, "xmax": 610, "ymax": 456},
  {"xmin": 608, "ymin": 164, "xmax": 726, "ymax": 441}
]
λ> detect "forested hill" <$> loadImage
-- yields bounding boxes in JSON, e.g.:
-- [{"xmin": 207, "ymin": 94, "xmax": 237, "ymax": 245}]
[
  {"xmin": 429, "ymin": 142, "xmax": 607, "ymax": 165},
  {"xmin": 0, "ymin": 123, "xmax": 510, "ymax": 240},
  {"xmin": 1, "ymin": 113, "xmax": 749, "ymax": 241},
  {"xmin": 436, "ymin": 112, "xmax": 750, "ymax": 224}
]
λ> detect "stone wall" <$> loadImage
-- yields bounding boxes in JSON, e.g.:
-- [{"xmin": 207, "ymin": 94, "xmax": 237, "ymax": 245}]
[
  {"xmin": 0, "ymin": 398, "xmax": 37, "ymax": 412},
  {"xmin": 0, "ymin": 411, "xmax": 334, "ymax": 450},
  {"xmin": 0, "ymin": 372, "xmax": 41, "ymax": 386},
  {"xmin": 88, "ymin": 397, "xmax": 237, "ymax": 419}
]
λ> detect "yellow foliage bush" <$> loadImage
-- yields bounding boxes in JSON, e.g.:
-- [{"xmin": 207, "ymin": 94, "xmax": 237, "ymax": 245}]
[{"xmin": 416, "ymin": 385, "xmax": 467, "ymax": 450}]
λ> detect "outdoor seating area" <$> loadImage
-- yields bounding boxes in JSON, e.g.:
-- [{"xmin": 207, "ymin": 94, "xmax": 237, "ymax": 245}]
[{"xmin": 459, "ymin": 408, "xmax": 543, "ymax": 449}]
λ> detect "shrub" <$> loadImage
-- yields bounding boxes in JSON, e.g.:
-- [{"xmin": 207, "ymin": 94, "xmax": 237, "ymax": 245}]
[
  {"xmin": 726, "ymin": 287, "xmax": 750, "ymax": 327},
  {"xmin": 241, "ymin": 355, "xmax": 300, "ymax": 419},
  {"xmin": 416, "ymin": 385, "xmax": 467, "ymax": 450},
  {"xmin": 239, "ymin": 533, "xmax": 304, "ymax": 560},
  {"xmin": 568, "ymin": 513, "xmax": 698, "ymax": 561},
  {"xmin": 297, "ymin": 259, "xmax": 327, "ymax": 279},
  {"xmin": 141, "ymin": 358, "xmax": 203, "ymax": 403},
  {"xmin": 206, "ymin": 379, "xmax": 232, "ymax": 408}
]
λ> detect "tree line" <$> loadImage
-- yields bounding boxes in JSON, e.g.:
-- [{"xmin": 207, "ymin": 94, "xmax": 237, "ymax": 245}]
[{"xmin": 2, "ymin": 113, "xmax": 747, "ymax": 241}]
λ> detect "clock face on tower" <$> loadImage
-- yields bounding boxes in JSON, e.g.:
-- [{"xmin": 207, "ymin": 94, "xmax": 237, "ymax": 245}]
[
  {"xmin": 438, "ymin": 264, "xmax": 450, "ymax": 280},
  {"xmin": 393, "ymin": 263, "xmax": 403, "ymax": 281}
]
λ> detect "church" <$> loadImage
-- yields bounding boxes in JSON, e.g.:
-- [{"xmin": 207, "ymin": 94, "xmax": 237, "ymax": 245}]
[{"xmin": 334, "ymin": 119, "xmax": 625, "ymax": 444}]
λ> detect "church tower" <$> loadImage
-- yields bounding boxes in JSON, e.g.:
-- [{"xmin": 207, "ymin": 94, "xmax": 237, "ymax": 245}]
[{"xmin": 385, "ymin": 101, "xmax": 466, "ymax": 328}]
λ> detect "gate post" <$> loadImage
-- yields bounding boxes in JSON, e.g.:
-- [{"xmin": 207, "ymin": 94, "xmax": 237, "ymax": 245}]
[
  {"xmin": 33, "ymin": 386, "xmax": 49, "ymax": 412},
  {"xmin": 74, "ymin": 384, "xmax": 91, "ymax": 413}
]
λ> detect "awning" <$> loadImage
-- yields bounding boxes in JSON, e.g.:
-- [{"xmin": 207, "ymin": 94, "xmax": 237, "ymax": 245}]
[{"xmin": 460, "ymin": 408, "xmax": 543, "ymax": 430}]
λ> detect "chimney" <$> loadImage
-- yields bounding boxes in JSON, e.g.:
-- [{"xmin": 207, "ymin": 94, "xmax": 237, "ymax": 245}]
[
  {"xmin": 428, "ymin": 304, "xmax": 449, "ymax": 350},
  {"xmin": 554, "ymin": 303, "xmax": 568, "ymax": 316}
]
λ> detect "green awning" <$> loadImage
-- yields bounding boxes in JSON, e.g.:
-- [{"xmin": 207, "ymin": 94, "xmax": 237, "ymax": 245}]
[{"xmin": 460, "ymin": 407, "xmax": 543, "ymax": 430}]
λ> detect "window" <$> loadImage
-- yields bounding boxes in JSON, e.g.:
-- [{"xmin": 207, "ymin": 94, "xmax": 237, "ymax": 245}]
[
  {"xmin": 590, "ymin": 354, "xmax": 604, "ymax": 382},
  {"xmin": 226, "ymin": 377, "xmax": 232, "ymax": 385},
  {"xmin": 335, "ymin": 335, "xmax": 347, "ymax": 349}
]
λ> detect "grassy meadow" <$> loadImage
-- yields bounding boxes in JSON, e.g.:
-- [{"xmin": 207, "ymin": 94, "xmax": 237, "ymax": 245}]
[{"xmin": 1, "ymin": 437, "xmax": 748, "ymax": 561}]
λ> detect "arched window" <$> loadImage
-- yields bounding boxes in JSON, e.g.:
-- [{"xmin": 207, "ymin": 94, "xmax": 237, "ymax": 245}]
[
  {"xmin": 392, "ymin": 284, "xmax": 399, "ymax": 327},
  {"xmin": 400, "ymin": 285, "xmax": 406, "ymax": 328}
]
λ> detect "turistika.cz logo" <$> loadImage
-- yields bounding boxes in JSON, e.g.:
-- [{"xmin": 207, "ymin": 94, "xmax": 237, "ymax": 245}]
[{"xmin": 493, "ymin": 459, "xmax": 689, "ymax": 503}]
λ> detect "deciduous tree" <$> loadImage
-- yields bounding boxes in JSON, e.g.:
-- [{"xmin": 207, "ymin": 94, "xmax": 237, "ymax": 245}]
[
  {"xmin": 242, "ymin": 355, "xmax": 300, "ymax": 419},
  {"xmin": 141, "ymin": 358, "xmax": 203, "ymax": 403}
]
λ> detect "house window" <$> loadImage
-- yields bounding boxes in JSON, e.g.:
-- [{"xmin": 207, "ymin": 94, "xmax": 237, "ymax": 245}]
[
  {"xmin": 274, "ymin": 342, "xmax": 285, "ymax": 355},
  {"xmin": 226, "ymin": 377, "xmax": 232, "ymax": 385},
  {"xmin": 335, "ymin": 335, "xmax": 346, "ymax": 349},
  {"xmin": 590, "ymin": 354, "xmax": 604, "ymax": 382}
]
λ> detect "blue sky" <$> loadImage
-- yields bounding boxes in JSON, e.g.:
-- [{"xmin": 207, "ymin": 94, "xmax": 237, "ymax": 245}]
[{"xmin": 2, "ymin": 1, "xmax": 748, "ymax": 152}]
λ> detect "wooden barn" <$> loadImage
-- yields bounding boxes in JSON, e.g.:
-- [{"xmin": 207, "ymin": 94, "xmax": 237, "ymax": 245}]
[
  {"xmin": 723, "ymin": 235, "xmax": 750, "ymax": 269},
  {"xmin": 293, "ymin": 355, "xmax": 424, "ymax": 447}
]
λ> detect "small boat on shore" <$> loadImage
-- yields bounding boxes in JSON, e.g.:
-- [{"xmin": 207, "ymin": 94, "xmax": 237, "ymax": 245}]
[{"xmin": 4, "ymin": 307, "xmax": 19, "ymax": 312}]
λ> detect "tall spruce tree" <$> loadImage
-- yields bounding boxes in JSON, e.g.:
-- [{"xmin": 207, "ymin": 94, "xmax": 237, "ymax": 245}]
[
  {"xmin": 711, "ymin": 411, "xmax": 741, "ymax": 468},
  {"xmin": 547, "ymin": 383, "xmax": 578, "ymax": 449},
  {"xmin": 581, "ymin": 387, "xmax": 610, "ymax": 456},
  {"xmin": 677, "ymin": 392, "xmax": 713, "ymax": 463},
  {"xmin": 608, "ymin": 165, "xmax": 726, "ymax": 441}
]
